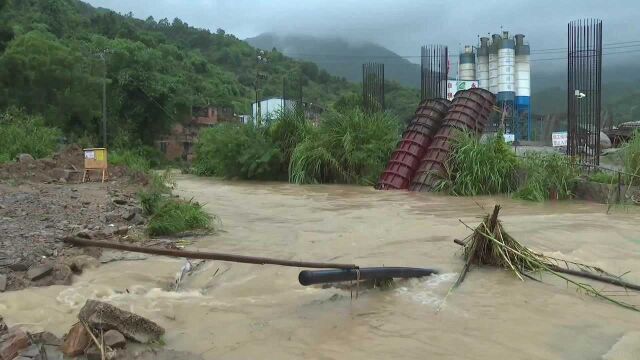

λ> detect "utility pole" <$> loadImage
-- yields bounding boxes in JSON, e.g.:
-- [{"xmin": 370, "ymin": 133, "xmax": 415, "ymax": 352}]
[
  {"xmin": 102, "ymin": 53, "xmax": 107, "ymax": 148},
  {"xmin": 255, "ymin": 50, "xmax": 267, "ymax": 125}
]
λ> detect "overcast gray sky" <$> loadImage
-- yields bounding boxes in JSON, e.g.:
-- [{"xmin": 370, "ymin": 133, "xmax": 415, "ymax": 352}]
[{"xmin": 85, "ymin": 0, "xmax": 639, "ymax": 64}]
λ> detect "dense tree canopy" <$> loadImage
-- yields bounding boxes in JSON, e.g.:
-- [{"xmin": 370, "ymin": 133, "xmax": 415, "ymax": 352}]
[{"xmin": 0, "ymin": 0, "xmax": 419, "ymax": 146}]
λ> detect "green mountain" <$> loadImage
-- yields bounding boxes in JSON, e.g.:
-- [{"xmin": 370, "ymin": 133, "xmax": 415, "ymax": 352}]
[
  {"xmin": 246, "ymin": 33, "xmax": 421, "ymax": 89},
  {"xmin": 0, "ymin": 0, "xmax": 360, "ymax": 145}
]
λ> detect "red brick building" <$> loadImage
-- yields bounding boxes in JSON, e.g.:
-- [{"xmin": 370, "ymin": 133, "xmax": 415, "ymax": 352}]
[{"xmin": 156, "ymin": 106, "xmax": 235, "ymax": 161}]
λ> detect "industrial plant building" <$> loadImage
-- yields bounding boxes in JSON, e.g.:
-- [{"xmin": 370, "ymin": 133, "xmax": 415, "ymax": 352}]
[{"xmin": 453, "ymin": 31, "xmax": 532, "ymax": 140}]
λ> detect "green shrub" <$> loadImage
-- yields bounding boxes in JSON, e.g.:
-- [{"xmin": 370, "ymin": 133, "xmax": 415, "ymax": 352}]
[
  {"xmin": 289, "ymin": 109, "xmax": 400, "ymax": 184},
  {"xmin": 515, "ymin": 152, "xmax": 578, "ymax": 201},
  {"xmin": 621, "ymin": 130, "xmax": 640, "ymax": 185},
  {"xmin": 109, "ymin": 148, "xmax": 152, "ymax": 173},
  {"xmin": 0, "ymin": 108, "xmax": 62, "ymax": 162},
  {"xmin": 194, "ymin": 123, "xmax": 283, "ymax": 180},
  {"xmin": 269, "ymin": 108, "xmax": 311, "ymax": 168},
  {"xmin": 147, "ymin": 199, "xmax": 213, "ymax": 236},
  {"xmin": 138, "ymin": 171, "xmax": 212, "ymax": 236},
  {"xmin": 588, "ymin": 171, "xmax": 619, "ymax": 184},
  {"xmin": 439, "ymin": 131, "xmax": 518, "ymax": 196},
  {"xmin": 138, "ymin": 171, "xmax": 173, "ymax": 215}
]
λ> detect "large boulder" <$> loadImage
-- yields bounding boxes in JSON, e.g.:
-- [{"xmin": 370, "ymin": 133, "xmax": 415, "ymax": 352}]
[
  {"xmin": 16, "ymin": 154, "xmax": 34, "ymax": 163},
  {"xmin": 0, "ymin": 327, "xmax": 31, "ymax": 360},
  {"xmin": 27, "ymin": 264, "xmax": 53, "ymax": 281},
  {"xmin": 78, "ymin": 300, "xmax": 164, "ymax": 343},
  {"xmin": 66, "ymin": 255, "xmax": 99, "ymax": 274},
  {"xmin": 61, "ymin": 323, "xmax": 90, "ymax": 357}
]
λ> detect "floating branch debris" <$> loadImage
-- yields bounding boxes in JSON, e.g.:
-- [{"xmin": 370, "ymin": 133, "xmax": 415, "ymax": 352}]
[{"xmin": 451, "ymin": 205, "xmax": 640, "ymax": 312}]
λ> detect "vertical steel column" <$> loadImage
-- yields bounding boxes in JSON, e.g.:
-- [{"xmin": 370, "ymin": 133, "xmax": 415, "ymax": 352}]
[
  {"xmin": 362, "ymin": 63, "xmax": 385, "ymax": 113},
  {"xmin": 568, "ymin": 19, "xmax": 602, "ymax": 165},
  {"xmin": 421, "ymin": 45, "xmax": 448, "ymax": 101}
]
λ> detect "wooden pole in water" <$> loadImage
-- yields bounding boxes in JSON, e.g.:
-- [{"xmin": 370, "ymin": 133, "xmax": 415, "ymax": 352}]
[{"xmin": 64, "ymin": 238, "xmax": 358, "ymax": 270}]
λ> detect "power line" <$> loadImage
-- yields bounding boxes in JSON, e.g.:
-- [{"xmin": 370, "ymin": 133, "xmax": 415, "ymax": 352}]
[
  {"xmin": 530, "ymin": 48, "xmax": 640, "ymax": 62},
  {"xmin": 281, "ymin": 48, "xmax": 640, "ymax": 64},
  {"xmin": 279, "ymin": 40, "xmax": 640, "ymax": 59}
]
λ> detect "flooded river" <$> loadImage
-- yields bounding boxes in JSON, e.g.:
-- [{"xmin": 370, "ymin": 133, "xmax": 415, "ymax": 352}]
[{"xmin": 2, "ymin": 175, "xmax": 640, "ymax": 359}]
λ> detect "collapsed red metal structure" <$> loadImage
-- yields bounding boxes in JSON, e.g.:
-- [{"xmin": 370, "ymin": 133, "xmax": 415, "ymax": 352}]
[
  {"xmin": 376, "ymin": 98, "xmax": 451, "ymax": 190},
  {"xmin": 410, "ymin": 89, "xmax": 496, "ymax": 192}
]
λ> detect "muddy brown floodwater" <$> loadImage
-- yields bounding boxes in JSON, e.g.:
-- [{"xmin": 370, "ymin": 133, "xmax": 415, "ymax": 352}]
[{"xmin": 2, "ymin": 175, "xmax": 640, "ymax": 359}]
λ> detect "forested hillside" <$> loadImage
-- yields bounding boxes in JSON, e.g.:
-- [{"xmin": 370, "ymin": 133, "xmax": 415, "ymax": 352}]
[{"xmin": 0, "ymin": 0, "xmax": 378, "ymax": 146}]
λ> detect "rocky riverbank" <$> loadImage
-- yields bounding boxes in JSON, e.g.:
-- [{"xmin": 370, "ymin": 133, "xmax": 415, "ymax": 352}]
[
  {"xmin": 0, "ymin": 147, "xmax": 150, "ymax": 292},
  {"xmin": 0, "ymin": 300, "xmax": 202, "ymax": 360}
]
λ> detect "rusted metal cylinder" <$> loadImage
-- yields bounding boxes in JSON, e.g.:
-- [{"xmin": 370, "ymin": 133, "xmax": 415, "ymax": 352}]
[
  {"xmin": 376, "ymin": 99, "xmax": 450, "ymax": 190},
  {"xmin": 410, "ymin": 89, "xmax": 496, "ymax": 192}
]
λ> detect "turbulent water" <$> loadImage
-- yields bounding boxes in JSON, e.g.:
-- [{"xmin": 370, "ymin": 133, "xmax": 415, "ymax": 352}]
[{"xmin": 2, "ymin": 175, "xmax": 640, "ymax": 359}]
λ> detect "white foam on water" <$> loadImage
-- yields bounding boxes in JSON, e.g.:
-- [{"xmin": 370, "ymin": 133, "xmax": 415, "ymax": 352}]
[
  {"xmin": 56, "ymin": 283, "xmax": 206, "ymax": 311},
  {"xmin": 395, "ymin": 273, "xmax": 458, "ymax": 307}
]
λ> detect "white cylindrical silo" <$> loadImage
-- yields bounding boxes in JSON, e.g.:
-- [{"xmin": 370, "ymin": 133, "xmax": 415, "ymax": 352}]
[
  {"xmin": 489, "ymin": 34, "xmax": 500, "ymax": 94},
  {"xmin": 459, "ymin": 45, "xmax": 476, "ymax": 81},
  {"xmin": 515, "ymin": 33, "xmax": 531, "ymax": 139},
  {"xmin": 514, "ymin": 34, "xmax": 530, "ymax": 97},
  {"xmin": 498, "ymin": 32, "xmax": 515, "ymax": 94},
  {"xmin": 477, "ymin": 37, "xmax": 489, "ymax": 90}
]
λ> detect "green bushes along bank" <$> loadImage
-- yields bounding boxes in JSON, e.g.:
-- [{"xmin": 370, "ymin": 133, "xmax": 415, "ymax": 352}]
[
  {"xmin": 194, "ymin": 108, "xmax": 401, "ymax": 185},
  {"xmin": 0, "ymin": 108, "xmax": 62, "ymax": 163},
  {"xmin": 139, "ymin": 171, "xmax": 214, "ymax": 237},
  {"xmin": 437, "ymin": 131, "xmax": 518, "ymax": 196},
  {"xmin": 439, "ymin": 131, "xmax": 578, "ymax": 201}
]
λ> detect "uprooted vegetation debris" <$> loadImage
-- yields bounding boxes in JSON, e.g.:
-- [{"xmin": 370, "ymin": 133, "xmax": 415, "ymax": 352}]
[{"xmin": 447, "ymin": 205, "xmax": 640, "ymax": 312}]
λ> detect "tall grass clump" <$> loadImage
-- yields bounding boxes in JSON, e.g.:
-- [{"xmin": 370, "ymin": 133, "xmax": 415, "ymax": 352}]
[
  {"xmin": 194, "ymin": 123, "xmax": 283, "ymax": 180},
  {"xmin": 139, "ymin": 171, "xmax": 213, "ymax": 236},
  {"xmin": 438, "ymin": 131, "xmax": 518, "ymax": 196},
  {"xmin": 269, "ymin": 108, "xmax": 312, "ymax": 168},
  {"xmin": 138, "ymin": 171, "xmax": 173, "ymax": 215},
  {"xmin": 0, "ymin": 108, "xmax": 62, "ymax": 162},
  {"xmin": 109, "ymin": 148, "xmax": 152, "ymax": 173},
  {"xmin": 289, "ymin": 109, "xmax": 401, "ymax": 185},
  {"xmin": 515, "ymin": 152, "xmax": 578, "ymax": 201},
  {"xmin": 147, "ymin": 199, "xmax": 212, "ymax": 236},
  {"xmin": 588, "ymin": 171, "xmax": 619, "ymax": 185},
  {"xmin": 620, "ymin": 130, "xmax": 640, "ymax": 185}
]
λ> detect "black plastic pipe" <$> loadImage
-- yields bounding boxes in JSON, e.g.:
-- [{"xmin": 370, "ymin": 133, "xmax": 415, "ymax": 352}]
[{"xmin": 299, "ymin": 267, "xmax": 439, "ymax": 286}]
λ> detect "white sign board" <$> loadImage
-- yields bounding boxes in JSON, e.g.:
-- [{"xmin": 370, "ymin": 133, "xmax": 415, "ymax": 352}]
[
  {"xmin": 552, "ymin": 132, "xmax": 568, "ymax": 147},
  {"xmin": 84, "ymin": 150, "xmax": 96, "ymax": 159},
  {"xmin": 447, "ymin": 80, "xmax": 479, "ymax": 101},
  {"xmin": 503, "ymin": 133, "xmax": 515, "ymax": 143}
]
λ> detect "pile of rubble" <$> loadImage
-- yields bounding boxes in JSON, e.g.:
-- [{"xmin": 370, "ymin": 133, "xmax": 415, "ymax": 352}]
[
  {"xmin": 0, "ymin": 145, "xmax": 134, "ymax": 185},
  {"xmin": 0, "ymin": 145, "xmax": 154, "ymax": 292},
  {"xmin": 0, "ymin": 299, "xmax": 195, "ymax": 360},
  {"xmin": 0, "ymin": 182, "xmax": 150, "ymax": 292}
]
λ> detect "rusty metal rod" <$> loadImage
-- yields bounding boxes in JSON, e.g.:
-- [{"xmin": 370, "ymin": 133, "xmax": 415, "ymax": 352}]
[{"xmin": 64, "ymin": 238, "xmax": 358, "ymax": 269}]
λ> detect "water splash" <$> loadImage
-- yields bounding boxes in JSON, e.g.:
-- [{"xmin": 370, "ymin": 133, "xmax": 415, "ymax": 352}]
[{"xmin": 395, "ymin": 273, "xmax": 458, "ymax": 307}]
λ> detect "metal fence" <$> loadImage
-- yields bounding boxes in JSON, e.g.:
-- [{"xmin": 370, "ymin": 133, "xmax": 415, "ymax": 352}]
[{"xmin": 567, "ymin": 19, "xmax": 602, "ymax": 165}]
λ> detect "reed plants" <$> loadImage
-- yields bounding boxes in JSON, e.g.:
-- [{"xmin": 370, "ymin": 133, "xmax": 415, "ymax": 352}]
[
  {"xmin": 514, "ymin": 152, "xmax": 578, "ymax": 201},
  {"xmin": 289, "ymin": 109, "xmax": 400, "ymax": 185},
  {"xmin": 438, "ymin": 131, "xmax": 518, "ymax": 196}
]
